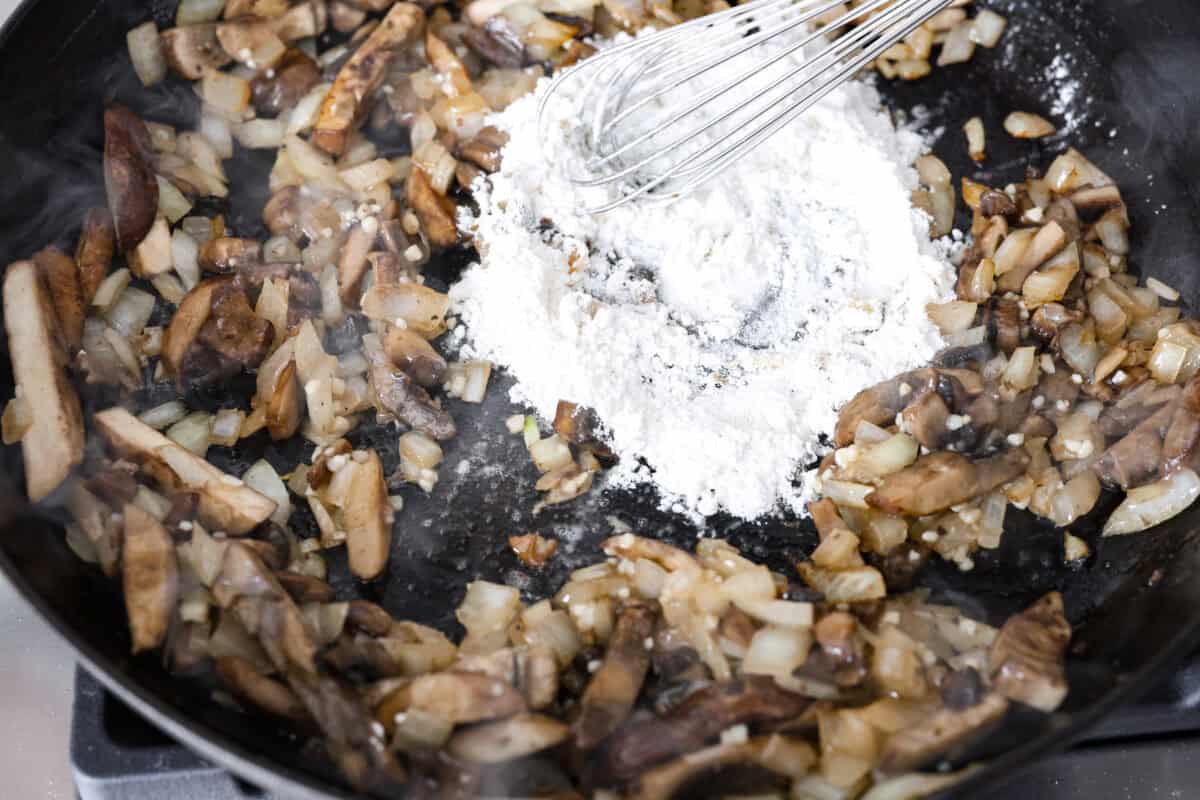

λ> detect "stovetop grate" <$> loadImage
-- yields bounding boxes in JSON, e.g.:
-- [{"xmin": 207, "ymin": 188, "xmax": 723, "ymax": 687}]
[{"xmin": 71, "ymin": 664, "xmax": 1200, "ymax": 800}]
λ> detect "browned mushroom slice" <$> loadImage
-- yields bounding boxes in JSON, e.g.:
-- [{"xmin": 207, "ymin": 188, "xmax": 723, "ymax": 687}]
[
  {"xmin": 989, "ymin": 592, "xmax": 1070, "ymax": 712},
  {"xmin": 457, "ymin": 126, "xmax": 508, "ymax": 173},
  {"xmin": 1161, "ymin": 376, "xmax": 1200, "ymax": 474},
  {"xmin": 32, "ymin": 246, "xmax": 84, "ymax": 354},
  {"xmin": 287, "ymin": 670, "xmax": 399, "ymax": 790},
  {"xmin": 1098, "ymin": 383, "xmax": 1177, "ymax": 439},
  {"xmin": 104, "ymin": 105, "xmax": 159, "ymax": 252},
  {"xmin": 979, "ymin": 190, "xmax": 1017, "ymax": 219},
  {"xmin": 996, "ymin": 221, "xmax": 1068, "ymax": 292},
  {"xmin": 368, "ymin": 349, "xmax": 457, "ymax": 440},
  {"xmin": 633, "ymin": 735, "xmax": 816, "ymax": 800},
  {"xmin": 405, "ymin": 167, "xmax": 460, "ymax": 249},
  {"xmin": 462, "ymin": 19, "xmax": 527, "ymax": 69},
  {"xmin": 262, "ymin": 186, "xmax": 301, "ymax": 238},
  {"xmin": 161, "ymin": 24, "xmax": 233, "ymax": 79},
  {"xmin": 878, "ymin": 692, "xmax": 1009, "ymax": 773},
  {"xmin": 215, "ymin": 655, "xmax": 311, "ymax": 721},
  {"xmin": 454, "ymin": 646, "xmax": 559, "ymax": 710},
  {"xmin": 94, "ymin": 407, "xmax": 276, "ymax": 534},
  {"xmin": 312, "ymin": 3, "xmax": 423, "ymax": 156},
  {"xmin": 1029, "ymin": 302, "xmax": 1081, "ymax": 342},
  {"xmin": 574, "ymin": 604, "xmax": 656, "ymax": 749},
  {"xmin": 596, "ymin": 677, "xmax": 810, "ymax": 783},
  {"xmin": 1094, "ymin": 399, "xmax": 1176, "ymax": 489},
  {"xmin": 213, "ymin": 542, "xmax": 317, "ymax": 673},
  {"xmin": 345, "ymin": 599, "xmax": 394, "ymax": 637},
  {"xmin": 341, "ymin": 449, "xmax": 391, "ymax": 580},
  {"xmin": 196, "ymin": 281, "xmax": 274, "ymax": 371},
  {"xmin": 834, "ymin": 368, "xmax": 937, "ymax": 446},
  {"xmin": 337, "ymin": 220, "xmax": 376, "ymax": 304},
  {"xmin": 122, "ymin": 503, "xmax": 179, "ymax": 654},
  {"xmin": 867, "ymin": 449, "xmax": 1029, "ymax": 516},
  {"xmin": 375, "ymin": 672, "xmax": 526, "ymax": 733},
  {"xmin": 985, "ymin": 296, "xmax": 1021, "ymax": 355},
  {"xmin": 898, "ymin": 389, "xmax": 951, "ymax": 450},
  {"xmin": 447, "ymin": 713, "xmax": 570, "ymax": 764},
  {"xmin": 383, "ymin": 326, "xmax": 447, "ymax": 387},
  {"xmin": 276, "ymin": 571, "xmax": 336, "ymax": 603},
  {"xmin": 75, "ymin": 207, "xmax": 115, "ymax": 306},
  {"xmin": 199, "ymin": 237, "xmax": 262, "ymax": 274},
  {"xmin": 266, "ymin": 360, "xmax": 305, "ymax": 440},
  {"xmin": 1069, "ymin": 184, "xmax": 1123, "ymax": 219},
  {"xmin": 553, "ymin": 400, "xmax": 600, "ymax": 445},
  {"xmin": 162, "ymin": 278, "xmax": 221, "ymax": 380},
  {"xmin": 2, "ymin": 261, "xmax": 85, "ymax": 501}
]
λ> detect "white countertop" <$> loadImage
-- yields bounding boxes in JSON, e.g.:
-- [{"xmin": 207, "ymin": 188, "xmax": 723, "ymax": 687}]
[{"xmin": 0, "ymin": 0, "xmax": 77, "ymax": 796}]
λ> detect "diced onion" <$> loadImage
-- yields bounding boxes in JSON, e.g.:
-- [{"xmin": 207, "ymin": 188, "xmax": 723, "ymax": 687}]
[
  {"xmin": 963, "ymin": 116, "xmax": 985, "ymax": 161},
  {"xmin": 286, "ymin": 83, "xmax": 330, "ymax": 136},
  {"xmin": 104, "ymin": 286, "xmax": 156, "ymax": 336},
  {"xmin": 210, "ymin": 408, "xmax": 245, "ymax": 447},
  {"xmin": 156, "ymin": 175, "xmax": 193, "ymax": 223},
  {"xmin": 1004, "ymin": 111, "xmax": 1057, "ymax": 139},
  {"xmin": 234, "ymin": 118, "xmax": 286, "ymax": 149},
  {"xmin": 529, "ymin": 435, "xmax": 573, "ymax": 473},
  {"xmin": 1105, "ymin": 469, "xmax": 1200, "ymax": 536},
  {"xmin": 969, "ymin": 9, "xmax": 1007, "ymax": 47},
  {"xmin": 127, "ymin": 22, "xmax": 167, "ymax": 87},
  {"xmin": 167, "ymin": 411, "xmax": 213, "ymax": 457},
  {"xmin": 202, "ymin": 70, "xmax": 251, "ymax": 115},
  {"xmin": 177, "ymin": 0, "xmax": 225, "ymax": 24},
  {"xmin": 140, "ymin": 401, "xmax": 190, "ymax": 430},
  {"xmin": 91, "ymin": 268, "xmax": 133, "ymax": 311},
  {"xmin": 936, "ymin": 21, "xmax": 975, "ymax": 66},
  {"xmin": 742, "ymin": 626, "xmax": 812, "ymax": 676},
  {"xmin": 338, "ymin": 158, "xmax": 394, "ymax": 193}
]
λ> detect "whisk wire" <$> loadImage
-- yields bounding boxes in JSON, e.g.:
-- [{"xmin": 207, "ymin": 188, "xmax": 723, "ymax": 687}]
[{"xmin": 539, "ymin": 0, "xmax": 953, "ymax": 213}]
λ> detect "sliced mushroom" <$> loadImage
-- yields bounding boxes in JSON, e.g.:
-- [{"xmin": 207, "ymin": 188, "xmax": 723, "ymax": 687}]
[
  {"xmin": 447, "ymin": 713, "xmax": 570, "ymax": 764},
  {"xmin": 867, "ymin": 449, "xmax": 1029, "ymax": 516},
  {"xmin": 162, "ymin": 278, "xmax": 221, "ymax": 379},
  {"xmin": 985, "ymin": 296, "xmax": 1021, "ymax": 355},
  {"xmin": 104, "ymin": 105, "xmax": 159, "ymax": 252},
  {"xmin": 454, "ymin": 646, "xmax": 559, "ymax": 710},
  {"xmin": 215, "ymin": 655, "xmax": 311, "ymax": 721},
  {"xmin": 375, "ymin": 672, "xmax": 526, "ymax": 733},
  {"xmin": 633, "ymin": 735, "xmax": 816, "ymax": 800},
  {"xmin": 2, "ymin": 261, "xmax": 85, "ymax": 501},
  {"xmin": 1161, "ymin": 376, "xmax": 1200, "ymax": 474},
  {"xmin": 213, "ymin": 542, "xmax": 317, "ymax": 673},
  {"xmin": 266, "ymin": 360, "xmax": 305, "ymax": 439},
  {"xmin": 160, "ymin": 24, "xmax": 234, "ymax": 81},
  {"xmin": 462, "ymin": 19, "xmax": 527, "ymax": 68},
  {"xmin": 196, "ymin": 281, "xmax": 274, "ymax": 372},
  {"xmin": 989, "ymin": 592, "xmax": 1070, "ymax": 712},
  {"xmin": 122, "ymin": 503, "xmax": 179, "ymax": 654},
  {"xmin": 286, "ymin": 670, "xmax": 398, "ymax": 790},
  {"xmin": 574, "ymin": 603, "xmax": 656, "ymax": 749},
  {"xmin": 75, "ymin": 207, "xmax": 115, "ymax": 306},
  {"xmin": 1069, "ymin": 184, "xmax": 1123, "ymax": 220},
  {"xmin": 265, "ymin": 192, "xmax": 307, "ymax": 246},
  {"xmin": 878, "ymin": 692, "xmax": 1009, "ymax": 773},
  {"xmin": 898, "ymin": 389, "xmax": 950, "ymax": 450},
  {"xmin": 276, "ymin": 571, "xmax": 336, "ymax": 603},
  {"xmin": 456, "ymin": 126, "xmax": 508, "ymax": 173},
  {"xmin": 94, "ymin": 407, "xmax": 277, "ymax": 534},
  {"xmin": 596, "ymin": 677, "xmax": 810, "ymax": 783},
  {"xmin": 341, "ymin": 448, "xmax": 391, "ymax": 580},
  {"xmin": 337, "ymin": 220, "xmax": 376, "ymax": 304},
  {"xmin": 1095, "ymin": 399, "xmax": 1176, "ymax": 489},
  {"xmin": 199, "ymin": 237, "xmax": 262, "ymax": 274},
  {"xmin": 383, "ymin": 325, "xmax": 447, "ymax": 387},
  {"xmin": 835, "ymin": 369, "xmax": 937, "ymax": 447},
  {"xmin": 312, "ymin": 3, "xmax": 424, "ymax": 156},
  {"xmin": 31, "ymin": 246, "xmax": 84, "ymax": 352},
  {"xmin": 368, "ymin": 348, "xmax": 457, "ymax": 440},
  {"xmin": 405, "ymin": 167, "xmax": 459, "ymax": 249},
  {"xmin": 346, "ymin": 599, "xmax": 395, "ymax": 637}
]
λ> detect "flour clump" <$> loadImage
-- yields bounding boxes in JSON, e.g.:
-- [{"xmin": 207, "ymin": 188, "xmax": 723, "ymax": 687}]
[{"xmin": 451, "ymin": 39, "xmax": 956, "ymax": 520}]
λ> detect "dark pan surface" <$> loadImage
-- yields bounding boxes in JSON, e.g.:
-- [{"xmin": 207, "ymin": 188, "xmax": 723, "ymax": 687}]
[{"xmin": 2, "ymin": 0, "xmax": 1200, "ymax": 797}]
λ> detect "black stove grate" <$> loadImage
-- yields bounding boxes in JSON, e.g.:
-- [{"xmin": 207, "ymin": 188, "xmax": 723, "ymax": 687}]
[{"xmin": 71, "ymin": 664, "xmax": 1200, "ymax": 800}]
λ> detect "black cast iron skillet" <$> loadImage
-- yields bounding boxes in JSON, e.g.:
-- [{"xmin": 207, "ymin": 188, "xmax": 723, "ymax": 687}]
[{"xmin": 2, "ymin": 0, "xmax": 1200, "ymax": 797}]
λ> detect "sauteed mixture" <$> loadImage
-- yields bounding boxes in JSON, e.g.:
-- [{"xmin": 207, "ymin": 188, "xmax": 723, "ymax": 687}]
[{"xmin": 3, "ymin": 0, "xmax": 1197, "ymax": 797}]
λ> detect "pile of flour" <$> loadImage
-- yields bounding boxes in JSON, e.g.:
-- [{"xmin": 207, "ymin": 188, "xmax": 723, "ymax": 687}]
[{"xmin": 450, "ymin": 41, "xmax": 956, "ymax": 520}]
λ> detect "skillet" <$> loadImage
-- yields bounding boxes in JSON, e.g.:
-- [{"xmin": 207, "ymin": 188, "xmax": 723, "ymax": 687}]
[{"xmin": 2, "ymin": 0, "xmax": 1200, "ymax": 796}]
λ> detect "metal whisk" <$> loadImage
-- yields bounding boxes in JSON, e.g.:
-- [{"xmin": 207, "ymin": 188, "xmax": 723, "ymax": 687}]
[{"xmin": 538, "ymin": 0, "xmax": 953, "ymax": 213}]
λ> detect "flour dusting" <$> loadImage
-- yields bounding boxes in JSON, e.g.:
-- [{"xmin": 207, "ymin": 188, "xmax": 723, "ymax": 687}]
[{"xmin": 451, "ymin": 40, "xmax": 957, "ymax": 520}]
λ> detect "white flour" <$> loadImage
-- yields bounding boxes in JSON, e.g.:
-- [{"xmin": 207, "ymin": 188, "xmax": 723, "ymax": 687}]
[{"xmin": 451, "ymin": 40, "xmax": 956, "ymax": 521}]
